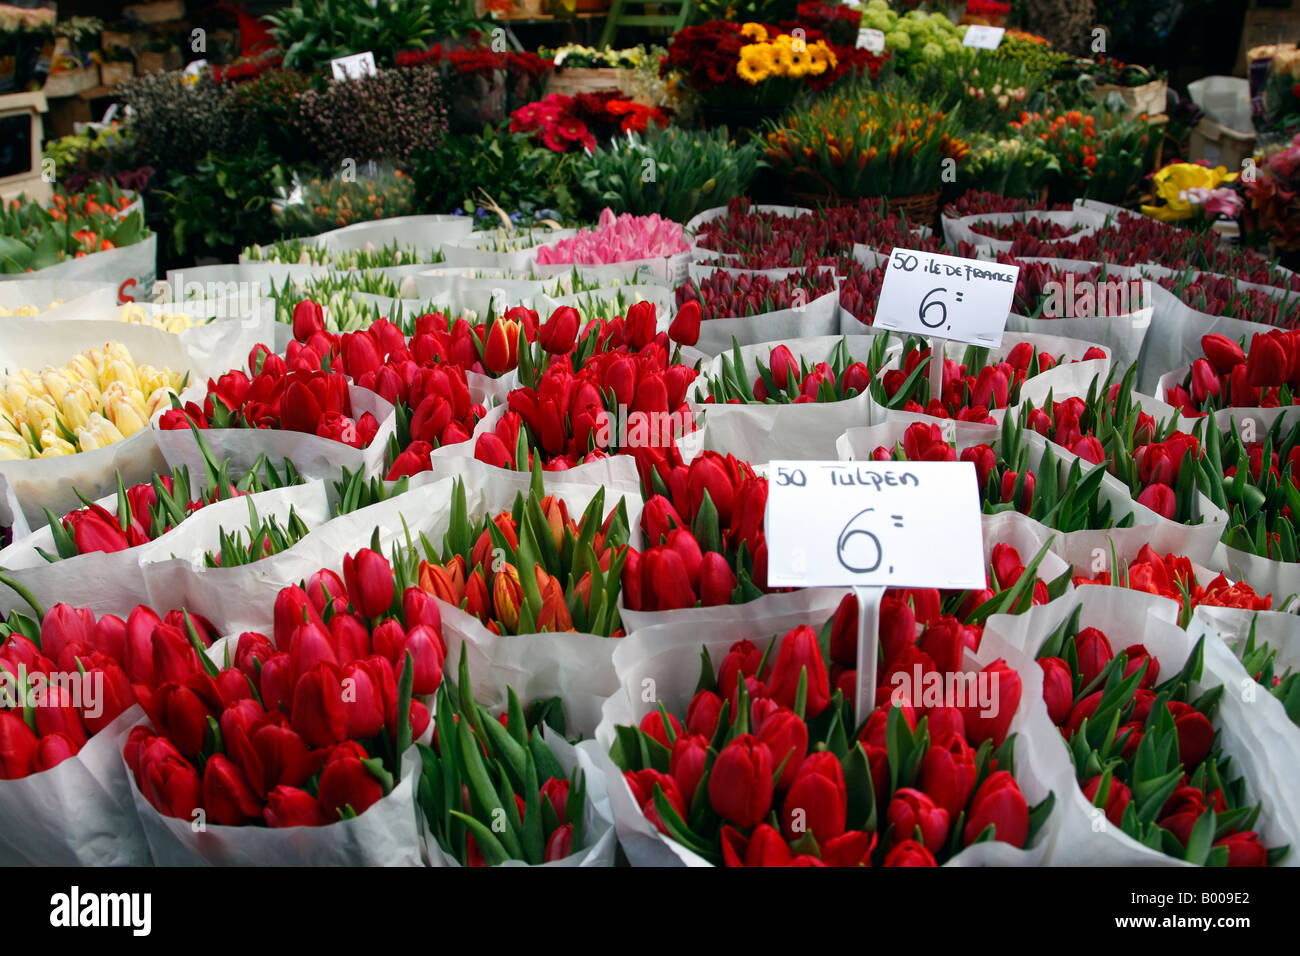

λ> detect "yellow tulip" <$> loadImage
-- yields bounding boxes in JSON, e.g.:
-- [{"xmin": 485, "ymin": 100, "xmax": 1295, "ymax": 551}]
[
  {"xmin": 68, "ymin": 351, "xmax": 100, "ymax": 385},
  {"xmin": 0, "ymin": 431, "xmax": 30, "ymax": 460},
  {"xmin": 41, "ymin": 368, "xmax": 75, "ymax": 405},
  {"xmin": 118, "ymin": 304, "xmax": 148, "ymax": 325},
  {"xmin": 107, "ymin": 395, "xmax": 149, "ymax": 436},
  {"xmin": 15, "ymin": 304, "xmax": 38, "ymax": 317},
  {"xmin": 145, "ymin": 385, "xmax": 178, "ymax": 416},
  {"xmin": 24, "ymin": 395, "xmax": 57, "ymax": 434},
  {"xmin": 76, "ymin": 413, "xmax": 125, "ymax": 452},
  {"xmin": 59, "ymin": 386, "xmax": 97, "ymax": 432},
  {"xmin": 101, "ymin": 359, "xmax": 140, "ymax": 391},
  {"xmin": 37, "ymin": 429, "xmax": 76, "ymax": 457}
]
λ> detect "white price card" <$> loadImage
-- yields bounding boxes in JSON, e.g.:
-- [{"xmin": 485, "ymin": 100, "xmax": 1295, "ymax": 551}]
[
  {"xmin": 331, "ymin": 51, "xmax": 377, "ymax": 81},
  {"xmin": 856, "ymin": 28, "xmax": 885, "ymax": 52},
  {"xmin": 963, "ymin": 25, "xmax": 1005, "ymax": 49},
  {"xmin": 764, "ymin": 460, "xmax": 985, "ymax": 588},
  {"xmin": 873, "ymin": 246, "xmax": 1019, "ymax": 347}
]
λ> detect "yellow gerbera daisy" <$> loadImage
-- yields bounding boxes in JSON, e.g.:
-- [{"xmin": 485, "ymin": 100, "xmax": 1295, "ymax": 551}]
[
  {"xmin": 737, "ymin": 45, "xmax": 773, "ymax": 84},
  {"xmin": 740, "ymin": 22, "xmax": 768, "ymax": 41},
  {"xmin": 769, "ymin": 42, "xmax": 794, "ymax": 76},
  {"xmin": 787, "ymin": 47, "xmax": 812, "ymax": 78}
]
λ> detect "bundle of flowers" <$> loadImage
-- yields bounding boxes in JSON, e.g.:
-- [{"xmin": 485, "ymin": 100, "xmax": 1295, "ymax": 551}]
[
  {"xmin": 126, "ymin": 547, "xmax": 442, "ymax": 828},
  {"xmin": 158, "ymin": 345, "xmax": 379, "ymax": 451},
  {"xmin": 1033, "ymin": 615, "xmax": 1287, "ymax": 865},
  {"xmin": 1017, "ymin": 373, "xmax": 1203, "ymax": 522},
  {"xmin": 0, "ymin": 601, "xmax": 219, "ymax": 781},
  {"xmin": 1240, "ymin": 132, "xmax": 1300, "ymax": 253},
  {"xmin": 765, "ymin": 88, "xmax": 970, "ymax": 201},
  {"xmin": 675, "ymin": 267, "xmax": 837, "ymax": 321},
  {"xmin": 943, "ymin": 190, "xmax": 1069, "ymax": 219},
  {"xmin": 407, "ymin": 478, "xmax": 631, "ymax": 637},
  {"xmin": 1072, "ymin": 545, "xmax": 1271, "ymax": 623},
  {"xmin": 792, "ymin": 1, "xmax": 861, "ymax": 46},
  {"xmin": 1165, "ymin": 332, "xmax": 1300, "ymax": 414},
  {"xmin": 473, "ymin": 304, "xmax": 700, "ymax": 472},
  {"xmin": 879, "ymin": 337, "xmax": 1106, "ymax": 423},
  {"xmin": 1008, "ymin": 109, "xmax": 1155, "ymax": 203},
  {"xmin": 1157, "ymin": 274, "xmax": 1300, "ymax": 330},
  {"xmin": 0, "ymin": 344, "xmax": 185, "ymax": 461},
  {"xmin": 839, "ymin": 262, "xmax": 886, "ymax": 326},
  {"xmin": 1011, "ymin": 211, "xmax": 1300, "ymax": 292},
  {"xmin": 536, "ymin": 209, "xmax": 687, "ymax": 265},
  {"xmin": 510, "ymin": 91, "xmax": 668, "ymax": 153},
  {"xmin": 1009, "ymin": 259, "xmax": 1144, "ymax": 319},
  {"xmin": 417, "ymin": 650, "xmax": 594, "ymax": 864},
  {"xmin": 692, "ymin": 198, "xmax": 938, "ymax": 269},
  {"xmin": 609, "ymin": 591, "xmax": 1052, "ymax": 866},
  {"xmin": 871, "ymin": 419, "xmax": 1127, "ymax": 534},
  {"xmin": 969, "ymin": 217, "xmax": 1088, "ymax": 242},
  {"xmin": 700, "ymin": 338, "xmax": 879, "ymax": 406},
  {"xmin": 626, "ymin": 449, "xmax": 769, "ymax": 612},
  {"xmin": 0, "ymin": 183, "xmax": 148, "ymax": 274},
  {"xmin": 1197, "ymin": 414, "xmax": 1300, "ymax": 563},
  {"xmin": 34, "ymin": 456, "xmax": 300, "ymax": 560},
  {"xmin": 1141, "ymin": 161, "xmax": 1241, "ymax": 227}
]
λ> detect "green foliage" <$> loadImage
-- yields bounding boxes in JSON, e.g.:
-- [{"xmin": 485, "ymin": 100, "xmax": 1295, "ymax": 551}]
[
  {"xmin": 411, "ymin": 126, "xmax": 579, "ymax": 222},
  {"xmin": 572, "ymin": 127, "xmax": 763, "ymax": 223},
  {"xmin": 156, "ymin": 143, "xmax": 290, "ymax": 259}
]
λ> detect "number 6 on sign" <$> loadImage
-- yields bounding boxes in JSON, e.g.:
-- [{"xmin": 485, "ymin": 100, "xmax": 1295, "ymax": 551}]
[{"xmin": 764, "ymin": 460, "xmax": 985, "ymax": 588}]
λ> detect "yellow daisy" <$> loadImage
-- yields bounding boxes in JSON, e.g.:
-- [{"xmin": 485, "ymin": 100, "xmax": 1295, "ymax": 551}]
[
  {"xmin": 740, "ymin": 22, "xmax": 768, "ymax": 41},
  {"xmin": 737, "ymin": 45, "xmax": 773, "ymax": 84}
]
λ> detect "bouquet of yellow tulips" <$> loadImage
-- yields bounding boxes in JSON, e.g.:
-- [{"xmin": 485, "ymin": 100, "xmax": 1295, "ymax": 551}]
[
  {"xmin": 116, "ymin": 304, "xmax": 201, "ymax": 335},
  {"xmin": 0, "ymin": 343, "xmax": 187, "ymax": 460}
]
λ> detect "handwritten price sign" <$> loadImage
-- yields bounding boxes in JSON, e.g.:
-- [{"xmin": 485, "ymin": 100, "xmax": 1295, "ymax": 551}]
[
  {"xmin": 873, "ymin": 247, "xmax": 1019, "ymax": 347},
  {"xmin": 963, "ymin": 25, "xmax": 1005, "ymax": 49},
  {"xmin": 331, "ymin": 51, "xmax": 377, "ymax": 81},
  {"xmin": 764, "ymin": 460, "xmax": 985, "ymax": 588}
]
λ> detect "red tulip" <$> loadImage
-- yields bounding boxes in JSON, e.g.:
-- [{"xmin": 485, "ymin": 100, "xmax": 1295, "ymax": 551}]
[
  {"xmin": 1137, "ymin": 483, "xmax": 1177, "ymax": 519},
  {"xmin": 544, "ymin": 822, "xmax": 575, "ymax": 861},
  {"xmin": 883, "ymin": 838, "xmax": 937, "ymax": 866},
  {"xmin": 1246, "ymin": 333, "xmax": 1289, "ymax": 387},
  {"xmin": 291, "ymin": 663, "xmax": 349, "ymax": 747},
  {"xmin": 917, "ymin": 735, "xmax": 977, "ymax": 818},
  {"xmin": 292, "ymin": 300, "xmax": 325, "ymax": 341},
  {"xmin": 1214, "ymin": 831, "xmax": 1268, "ymax": 866},
  {"xmin": 1039, "ymin": 656, "xmax": 1073, "ymax": 725},
  {"xmin": 668, "ymin": 300, "xmax": 701, "ymax": 346},
  {"xmin": 264, "ymin": 785, "xmax": 328, "ymax": 827},
  {"xmin": 0, "ymin": 711, "xmax": 39, "ymax": 779},
  {"xmin": 317, "ymin": 746, "xmax": 386, "ymax": 820},
  {"xmin": 1074, "ymin": 626, "xmax": 1114, "ymax": 688},
  {"xmin": 962, "ymin": 770, "xmax": 1028, "ymax": 847},
  {"xmin": 1201, "ymin": 334, "xmax": 1244, "ymax": 374},
  {"xmin": 1167, "ymin": 700, "xmax": 1215, "ymax": 769},
  {"xmin": 886, "ymin": 788, "xmax": 949, "ymax": 853},
  {"xmin": 137, "ymin": 738, "xmax": 203, "ymax": 820},
  {"xmin": 638, "ymin": 709, "xmax": 682, "ymax": 749},
  {"xmin": 958, "ymin": 658, "xmax": 1020, "ymax": 746},
  {"xmin": 752, "ymin": 700, "xmax": 808, "ymax": 791},
  {"xmin": 669, "ymin": 733, "xmax": 710, "ymax": 805},
  {"xmin": 202, "ymin": 753, "xmax": 264, "ymax": 825},
  {"xmin": 766, "ymin": 625, "xmax": 830, "ymax": 718},
  {"xmin": 1082, "ymin": 773, "xmax": 1131, "ymax": 826},
  {"xmin": 708, "ymin": 734, "xmax": 773, "ymax": 828},
  {"xmin": 781, "ymin": 751, "xmax": 846, "ymax": 844},
  {"xmin": 685, "ymin": 690, "xmax": 724, "ymax": 739},
  {"xmin": 344, "ymin": 549, "xmax": 394, "ymax": 618}
]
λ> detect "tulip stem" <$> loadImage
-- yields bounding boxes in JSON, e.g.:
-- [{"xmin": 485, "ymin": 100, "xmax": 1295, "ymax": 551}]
[{"xmin": 0, "ymin": 573, "xmax": 44, "ymax": 621}]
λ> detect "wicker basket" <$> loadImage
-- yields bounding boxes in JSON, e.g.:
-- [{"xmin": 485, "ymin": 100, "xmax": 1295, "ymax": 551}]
[
  {"xmin": 43, "ymin": 64, "xmax": 100, "ymax": 98},
  {"xmin": 547, "ymin": 67, "xmax": 627, "ymax": 98},
  {"xmin": 1091, "ymin": 78, "xmax": 1167, "ymax": 119}
]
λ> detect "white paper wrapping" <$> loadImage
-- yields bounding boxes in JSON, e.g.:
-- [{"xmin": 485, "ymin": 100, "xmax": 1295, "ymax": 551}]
[
  {"xmin": 128, "ymin": 744, "xmax": 426, "ymax": 866},
  {"xmin": 0, "ymin": 278, "xmax": 118, "ymax": 320},
  {"xmin": 693, "ymin": 287, "xmax": 842, "ymax": 358},
  {"xmin": 0, "ymin": 704, "xmax": 151, "ymax": 866},
  {"xmin": 985, "ymin": 587, "xmax": 1300, "ymax": 865}
]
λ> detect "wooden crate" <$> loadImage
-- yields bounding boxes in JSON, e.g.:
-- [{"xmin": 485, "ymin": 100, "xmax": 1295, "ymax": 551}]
[
  {"xmin": 547, "ymin": 67, "xmax": 628, "ymax": 97},
  {"xmin": 100, "ymin": 61, "xmax": 136, "ymax": 87},
  {"xmin": 137, "ymin": 49, "xmax": 183, "ymax": 74}
]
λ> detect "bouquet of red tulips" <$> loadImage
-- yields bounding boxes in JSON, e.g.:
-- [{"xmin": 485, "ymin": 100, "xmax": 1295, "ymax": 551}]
[
  {"xmin": 607, "ymin": 592, "xmax": 1054, "ymax": 866},
  {"xmin": 0, "ymin": 600, "xmax": 220, "ymax": 864},
  {"xmin": 124, "ymin": 547, "xmax": 442, "ymax": 864},
  {"xmin": 625, "ymin": 448, "xmax": 771, "ymax": 619},
  {"xmin": 1164, "ymin": 332, "xmax": 1300, "ymax": 415},
  {"xmin": 1028, "ymin": 604, "xmax": 1288, "ymax": 865},
  {"xmin": 675, "ymin": 267, "xmax": 838, "ymax": 322}
]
